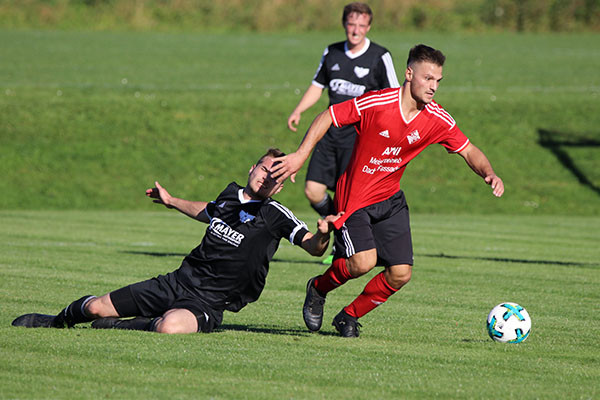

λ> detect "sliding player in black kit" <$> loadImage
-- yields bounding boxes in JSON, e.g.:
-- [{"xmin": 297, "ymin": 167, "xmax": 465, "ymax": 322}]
[{"xmin": 12, "ymin": 149, "xmax": 339, "ymax": 334}]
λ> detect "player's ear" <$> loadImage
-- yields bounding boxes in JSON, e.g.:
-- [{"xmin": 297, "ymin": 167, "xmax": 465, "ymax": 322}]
[
  {"xmin": 248, "ymin": 164, "xmax": 256, "ymax": 175},
  {"xmin": 405, "ymin": 66, "xmax": 413, "ymax": 82}
]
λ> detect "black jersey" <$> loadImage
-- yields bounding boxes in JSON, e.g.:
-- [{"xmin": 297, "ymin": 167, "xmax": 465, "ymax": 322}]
[
  {"xmin": 312, "ymin": 38, "xmax": 399, "ymax": 107},
  {"xmin": 175, "ymin": 182, "xmax": 310, "ymax": 312},
  {"xmin": 312, "ymin": 39, "xmax": 399, "ymax": 147}
]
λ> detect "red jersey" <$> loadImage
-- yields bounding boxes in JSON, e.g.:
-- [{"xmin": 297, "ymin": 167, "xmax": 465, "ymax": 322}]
[{"xmin": 329, "ymin": 87, "xmax": 469, "ymax": 229}]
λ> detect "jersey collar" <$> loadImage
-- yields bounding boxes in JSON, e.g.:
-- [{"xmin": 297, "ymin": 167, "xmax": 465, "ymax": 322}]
[
  {"xmin": 239, "ymin": 188, "xmax": 264, "ymax": 204},
  {"xmin": 399, "ymin": 86, "xmax": 422, "ymax": 125},
  {"xmin": 345, "ymin": 38, "xmax": 370, "ymax": 59}
]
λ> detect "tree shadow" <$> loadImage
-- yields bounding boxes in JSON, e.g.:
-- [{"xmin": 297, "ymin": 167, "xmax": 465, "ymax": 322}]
[{"xmin": 538, "ymin": 129, "xmax": 600, "ymax": 195}]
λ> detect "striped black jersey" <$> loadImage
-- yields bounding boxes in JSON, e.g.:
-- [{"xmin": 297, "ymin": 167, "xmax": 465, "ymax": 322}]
[
  {"xmin": 175, "ymin": 182, "xmax": 310, "ymax": 312},
  {"xmin": 312, "ymin": 38, "xmax": 399, "ymax": 147},
  {"xmin": 312, "ymin": 38, "xmax": 400, "ymax": 106}
]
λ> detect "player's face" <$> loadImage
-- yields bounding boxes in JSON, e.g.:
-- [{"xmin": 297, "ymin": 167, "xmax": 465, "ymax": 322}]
[
  {"xmin": 406, "ymin": 61, "xmax": 443, "ymax": 105},
  {"xmin": 344, "ymin": 12, "xmax": 371, "ymax": 50},
  {"xmin": 246, "ymin": 157, "xmax": 284, "ymax": 200}
]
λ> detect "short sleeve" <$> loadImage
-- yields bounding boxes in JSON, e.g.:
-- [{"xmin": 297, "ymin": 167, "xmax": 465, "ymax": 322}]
[
  {"xmin": 266, "ymin": 202, "xmax": 309, "ymax": 245},
  {"xmin": 329, "ymin": 97, "xmax": 360, "ymax": 129},
  {"xmin": 312, "ymin": 47, "xmax": 329, "ymax": 88},
  {"xmin": 204, "ymin": 201, "xmax": 216, "ymax": 219},
  {"xmin": 439, "ymin": 125, "xmax": 470, "ymax": 153}
]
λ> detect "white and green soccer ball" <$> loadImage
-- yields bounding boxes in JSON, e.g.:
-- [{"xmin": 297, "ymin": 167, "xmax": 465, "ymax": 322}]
[{"xmin": 486, "ymin": 302, "xmax": 531, "ymax": 343}]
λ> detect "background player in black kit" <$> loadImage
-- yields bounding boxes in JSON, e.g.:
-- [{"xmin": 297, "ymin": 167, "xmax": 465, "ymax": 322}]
[
  {"xmin": 12, "ymin": 149, "xmax": 339, "ymax": 334},
  {"xmin": 287, "ymin": 2, "xmax": 399, "ymax": 264}
]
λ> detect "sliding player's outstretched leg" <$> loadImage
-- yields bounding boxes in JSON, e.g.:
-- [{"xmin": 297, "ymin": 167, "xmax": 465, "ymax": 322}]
[
  {"xmin": 92, "ymin": 317, "xmax": 155, "ymax": 331},
  {"xmin": 12, "ymin": 295, "xmax": 96, "ymax": 328},
  {"xmin": 11, "ymin": 313, "xmax": 62, "ymax": 328}
]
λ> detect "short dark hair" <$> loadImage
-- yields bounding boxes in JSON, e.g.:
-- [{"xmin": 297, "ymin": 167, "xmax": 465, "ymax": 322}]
[
  {"xmin": 342, "ymin": 2, "xmax": 373, "ymax": 25},
  {"xmin": 256, "ymin": 148, "xmax": 285, "ymax": 165},
  {"xmin": 407, "ymin": 44, "xmax": 446, "ymax": 67}
]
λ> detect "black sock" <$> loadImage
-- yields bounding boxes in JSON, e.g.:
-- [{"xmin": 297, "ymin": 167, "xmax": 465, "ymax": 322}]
[
  {"xmin": 56, "ymin": 295, "xmax": 96, "ymax": 327},
  {"xmin": 310, "ymin": 194, "xmax": 335, "ymax": 217},
  {"xmin": 116, "ymin": 317, "xmax": 155, "ymax": 331}
]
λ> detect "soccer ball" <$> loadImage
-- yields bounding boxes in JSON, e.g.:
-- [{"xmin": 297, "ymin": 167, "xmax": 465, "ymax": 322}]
[{"xmin": 486, "ymin": 302, "xmax": 531, "ymax": 343}]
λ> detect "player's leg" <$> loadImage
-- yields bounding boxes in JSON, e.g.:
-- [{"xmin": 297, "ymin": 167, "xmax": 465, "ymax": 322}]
[
  {"xmin": 84, "ymin": 294, "xmax": 119, "ymax": 318},
  {"xmin": 305, "ymin": 180, "xmax": 334, "ymax": 216},
  {"xmin": 151, "ymin": 297, "xmax": 223, "ymax": 334},
  {"xmin": 334, "ymin": 191, "xmax": 413, "ymax": 337},
  {"xmin": 12, "ymin": 294, "xmax": 97, "ymax": 328},
  {"xmin": 152, "ymin": 309, "xmax": 198, "ymax": 334},
  {"xmin": 91, "ymin": 275, "xmax": 176, "ymax": 331},
  {"xmin": 303, "ymin": 208, "xmax": 377, "ymax": 331},
  {"xmin": 305, "ymin": 139, "xmax": 337, "ymax": 218}
]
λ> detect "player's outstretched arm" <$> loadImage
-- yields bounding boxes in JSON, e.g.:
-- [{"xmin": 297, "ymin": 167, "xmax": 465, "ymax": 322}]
[
  {"xmin": 287, "ymin": 84, "xmax": 324, "ymax": 132},
  {"xmin": 146, "ymin": 181, "xmax": 209, "ymax": 222},
  {"xmin": 458, "ymin": 144, "xmax": 504, "ymax": 197},
  {"xmin": 274, "ymin": 109, "xmax": 333, "ymax": 183},
  {"xmin": 300, "ymin": 214, "xmax": 341, "ymax": 256}
]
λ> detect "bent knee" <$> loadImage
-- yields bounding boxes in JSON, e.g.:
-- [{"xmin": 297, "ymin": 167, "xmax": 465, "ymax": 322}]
[
  {"xmin": 348, "ymin": 262, "xmax": 375, "ymax": 277},
  {"xmin": 347, "ymin": 252, "xmax": 377, "ymax": 277},
  {"xmin": 385, "ymin": 265, "xmax": 412, "ymax": 289},
  {"xmin": 154, "ymin": 320, "xmax": 195, "ymax": 334},
  {"xmin": 154, "ymin": 310, "xmax": 198, "ymax": 334},
  {"xmin": 304, "ymin": 182, "xmax": 326, "ymax": 204}
]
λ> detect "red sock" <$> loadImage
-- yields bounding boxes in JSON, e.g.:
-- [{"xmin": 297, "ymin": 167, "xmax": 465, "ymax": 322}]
[
  {"xmin": 344, "ymin": 272, "xmax": 398, "ymax": 318},
  {"xmin": 314, "ymin": 258, "xmax": 353, "ymax": 295}
]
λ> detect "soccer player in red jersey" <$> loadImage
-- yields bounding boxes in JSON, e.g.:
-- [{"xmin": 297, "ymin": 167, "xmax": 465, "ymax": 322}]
[{"xmin": 273, "ymin": 44, "xmax": 504, "ymax": 337}]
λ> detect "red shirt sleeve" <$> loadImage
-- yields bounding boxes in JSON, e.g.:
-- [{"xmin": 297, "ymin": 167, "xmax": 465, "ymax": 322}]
[
  {"xmin": 329, "ymin": 97, "xmax": 361, "ymax": 128},
  {"xmin": 438, "ymin": 125, "xmax": 470, "ymax": 153}
]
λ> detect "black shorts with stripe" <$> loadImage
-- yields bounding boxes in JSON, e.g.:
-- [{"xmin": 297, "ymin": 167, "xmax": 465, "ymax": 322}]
[
  {"xmin": 109, "ymin": 271, "xmax": 223, "ymax": 333},
  {"xmin": 333, "ymin": 190, "xmax": 413, "ymax": 267}
]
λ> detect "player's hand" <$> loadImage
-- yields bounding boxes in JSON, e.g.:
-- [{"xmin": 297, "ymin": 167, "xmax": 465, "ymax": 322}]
[
  {"xmin": 287, "ymin": 111, "xmax": 301, "ymax": 132},
  {"xmin": 485, "ymin": 174, "xmax": 504, "ymax": 197},
  {"xmin": 317, "ymin": 212, "xmax": 344, "ymax": 234},
  {"xmin": 272, "ymin": 152, "xmax": 306, "ymax": 183},
  {"xmin": 146, "ymin": 181, "xmax": 174, "ymax": 208}
]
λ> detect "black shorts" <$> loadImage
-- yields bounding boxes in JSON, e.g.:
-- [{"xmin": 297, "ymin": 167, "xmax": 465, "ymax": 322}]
[
  {"xmin": 110, "ymin": 271, "xmax": 223, "ymax": 333},
  {"xmin": 333, "ymin": 190, "xmax": 413, "ymax": 267},
  {"xmin": 305, "ymin": 125, "xmax": 356, "ymax": 191}
]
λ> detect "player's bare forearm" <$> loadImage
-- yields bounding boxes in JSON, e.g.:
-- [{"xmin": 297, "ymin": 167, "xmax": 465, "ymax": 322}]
[
  {"xmin": 458, "ymin": 144, "xmax": 504, "ymax": 197},
  {"xmin": 287, "ymin": 84, "xmax": 323, "ymax": 132},
  {"xmin": 169, "ymin": 198, "xmax": 209, "ymax": 222},
  {"xmin": 274, "ymin": 109, "xmax": 333, "ymax": 183},
  {"xmin": 146, "ymin": 181, "xmax": 209, "ymax": 222},
  {"xmin": 300, "ymin": 214, "xmax": 341, "ymax": 256},
  {"xmin": 302, "ymin": 230, "xmax": 331, "ymax": 257}
]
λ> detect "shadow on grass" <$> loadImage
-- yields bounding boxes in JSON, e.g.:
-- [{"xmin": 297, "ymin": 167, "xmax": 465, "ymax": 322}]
[
  {"xmin": 419, "ymin": 253, "xmax": 597, "ymax": 268},
  {"xmin": 122, "ymin": 251, "xmax": 324, "ymax": 265},
  {"xmin": 215, "ymin": 324, "xmax": 335, "ymax": 337},
  {"xmin": 538, "ymin": 129, "xmax": 600, "ymax": 195},
  {"xmin": 124, "ymin": 251, "xmax": 596, "ymax": 268},
  {"xmin": 123, "ymin": 250, "xmax": 187, "ymax": 257}
]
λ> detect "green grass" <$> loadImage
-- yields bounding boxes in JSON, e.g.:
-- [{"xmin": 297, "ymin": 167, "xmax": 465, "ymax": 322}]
[
  {"xmin": 1, "ymin": 210, "xmax": 599, "ymax": 399},
  {"xmin": 1, "ymin": 30, "xmax": 599, "ymax": 214},
  {"xmin": 0, "ymin": 28, "xmax": 599, "ymax": 398}
]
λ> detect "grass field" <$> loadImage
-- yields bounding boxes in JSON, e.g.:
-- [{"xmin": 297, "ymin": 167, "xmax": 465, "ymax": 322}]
[
  {"xmin": 1, "ymin": 210, "xmax": 599, "ymax": 399},
  {"xmin": 1, "ymin": 28, "xmax": 599, "ymax": 399},
  {"xmin": 1, "ymin": 30, "xmax": 599, "ymax": 214}
]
